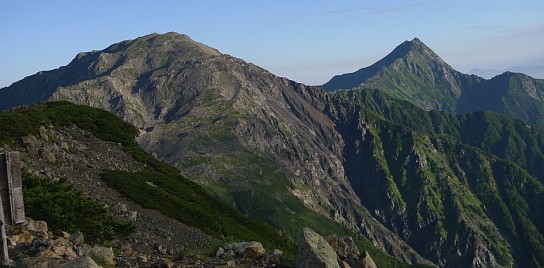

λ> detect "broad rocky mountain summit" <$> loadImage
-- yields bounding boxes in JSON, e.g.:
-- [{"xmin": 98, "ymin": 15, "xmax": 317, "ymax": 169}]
[{"xmin": 1, "ymin": 32, "xmax": 543, "ymax": 267}]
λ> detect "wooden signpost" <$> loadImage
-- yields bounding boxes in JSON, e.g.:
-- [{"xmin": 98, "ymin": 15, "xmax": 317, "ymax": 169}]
[{"xmin": 0, "ymin": 152, "xmax": 26, "ymax": 267}]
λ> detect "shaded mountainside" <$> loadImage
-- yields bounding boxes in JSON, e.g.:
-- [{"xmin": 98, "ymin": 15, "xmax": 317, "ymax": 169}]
[
  {"xmin": 322, "ymin": 38, "xmax": 544, "ymax": 127},
  {"xmin": 458, "ymin": 71, "xmax": 544, "ymax": 126},
  {"xmin": 324, "ymin": 88, "xmax": 544, "ymax": 267},
  {"xmin": 1, "ymin": 32, "xmax": 544, "ymax": 267}
]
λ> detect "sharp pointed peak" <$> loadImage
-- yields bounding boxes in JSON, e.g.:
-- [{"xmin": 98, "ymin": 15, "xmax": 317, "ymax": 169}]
[
  {"xmin": 385, "ymin": 37, "xmax": 436, "ymax": 61},
  {"xmin": 410, "ymin": 37, "xmax": 424, "ymax": 44}
]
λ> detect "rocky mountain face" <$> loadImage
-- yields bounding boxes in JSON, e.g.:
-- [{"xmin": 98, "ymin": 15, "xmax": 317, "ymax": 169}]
[
  {"xmin": 1, "ymin": 33, "xmax": 543, "ymax": 267},
  {"xmin": 0, "ymin": 33, "xmax": 427, "ymax": 266},
  {"xmin": 322, "ymin": 38, "xmax": 544, "ymax": 127}
]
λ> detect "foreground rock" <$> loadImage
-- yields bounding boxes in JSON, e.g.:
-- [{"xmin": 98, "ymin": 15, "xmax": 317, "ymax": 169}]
[
  {"xmin": 297, "ymin": 227, "xmax": 381, "ymax": 268},
  {"xmin": 297, "ymin": 227, "xmax": 341, "ymax": 268},
  {"xmin": 360, "ymin": 251, "xmax": 378, "ymax": 268},
  {"xmin": 9, "ymin": 218, "xmax": 116, "ymax": 267}
]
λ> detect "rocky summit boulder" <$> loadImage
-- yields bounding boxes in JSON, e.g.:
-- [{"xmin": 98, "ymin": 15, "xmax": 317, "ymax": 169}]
[{"xmin": 297, "ymin": 227, "xmax": 340, "ymax": 268}]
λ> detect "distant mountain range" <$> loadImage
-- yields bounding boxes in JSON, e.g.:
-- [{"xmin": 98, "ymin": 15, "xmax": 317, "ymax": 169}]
[
  {"xmin": 1, "ymin": 33, "xmax": 544, "ymax": 267},
  {"xmin": 470, "ymin": 66, "xmax": 544, "ymax": 80},
  {"xmin": 323, "ymin": 38, "xmax": 544, "ymax": 126}
]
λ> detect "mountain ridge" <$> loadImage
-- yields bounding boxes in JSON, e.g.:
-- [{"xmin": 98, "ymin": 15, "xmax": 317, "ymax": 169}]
[
  {"xmin": 1, "ymin": 32, "xmax": 543, "ymax": 267},
  {"xmin": 322, "ymin": 38, "xmax": 544, "ymax": 127}
]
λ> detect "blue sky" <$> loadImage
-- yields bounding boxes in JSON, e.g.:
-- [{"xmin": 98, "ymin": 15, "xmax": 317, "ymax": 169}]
[{"xmin": 1, "ymin": 1, "xmax": 543, "ymax": 87}]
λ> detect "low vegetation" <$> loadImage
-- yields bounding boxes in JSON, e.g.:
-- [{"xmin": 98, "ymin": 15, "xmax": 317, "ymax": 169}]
[{"xmin": 23, "ymin": 174, "xmax": 135, "ymax": 244}]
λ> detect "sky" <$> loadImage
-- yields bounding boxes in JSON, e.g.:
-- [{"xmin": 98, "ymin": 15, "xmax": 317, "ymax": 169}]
[{"xmin": 1, "ymin": 1, "xmax": 543, "ymax": 88}]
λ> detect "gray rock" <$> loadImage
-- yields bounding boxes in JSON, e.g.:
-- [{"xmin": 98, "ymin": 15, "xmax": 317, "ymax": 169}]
[
  {"xmin": 59, "ymin": 256, "xmax": 100, "ymax": 268},
  {"xmin": 60, "ymin": 141, "xmax": 70, "ymax": 151},
  {"xmin": 16, "ymin": 256, "xmax": 60, "ymax": 268},
  {"xmin": 114, "ymin": 202, "xmax": 128, "ymax": 213},
  {"xmin": 340, "ymin": 260, "xmax": 351, "ymax": 268},
  {"xmin": 224, "ymin": 241, "xmax": 266, "ymax": 258},
  {"xmin": 26, "ymin": 218, "xmax": 48, "ymax": 233},
  {"xmin": 223, "ymin": 249, "xmax": 236, "ymax": 259},
  {"xmin": 39, "ymin": 147, "xmax": 56, "ymax": 162},
  {"xmin": 215, "ymin": 247, "xmax": 225, "ymax": 257},
  {"xmin": 326, "ymin": 235, "xmax": 360, "ymax": 259},
  {"xmin": 70, "ymin": 231, "xmax": 84, "ymax": 246},
  {"xmin": 269, "ymin": 249, "xmax": 283, "ymax": 265},
  {"xmin": 127, "ymin": 210, "xmax": 138, "ymax": 221},
  {"xmin": 21, "ymin": 134, "xmax": 39, "ymax": 156},
  {"xmin": 360, "ymin": 251, "xmax": 377, "ymax": 268},
  {"xmin": 85, "ymin": 246, "xmax": 115, "ymax": 267},
  {"xmin": 39, "ymin": 125, "xmax": 49, "ymax": 141},
  {"xmin": 297, "ymin": 227, "xmax": 341, "ymax": 268}
]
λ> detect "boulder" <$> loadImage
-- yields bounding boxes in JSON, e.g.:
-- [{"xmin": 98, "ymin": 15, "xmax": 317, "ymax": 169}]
[
  {"xmin": 340, "ymin": 260, "xmax": 351, "ymax": 268},
  {"xmin": 39, "ymin": 125, "xmax": 49, "ymax": 141},
  {"xmin": 9, "ymin": 230, "xmax": 35, "ymax": 244},
  {"xmin": 269, "ymin": 249, "xmax": 284, "ymax": 265},
  {"xmin": 127, "ymin": 210, "xmax": 138, "ymax": 221},
  {"xmin": 326, "ymin": 235, "xmax": 360, "ymax": 259},
  {"xmin": 70, "ymin": 231, "xmax": 84, "ymax": 246},
  {"xmin": 85, "ymin": 246, "xmax": 115, "ymax": 267},
  {"xmin": 39, "ymin": 147, "xmax": 56, "ymax": 162},
  {"xmin": 21, "ymin": 134, "xmax": 39, "ymax": 156},
  {"xmin": 49, "ymin": 237, "xmax": 77, "ymax": 260},
  {"xmin": 224, "ymin": 241, "xmax": 266, "ymax": 258},
  {"xmin": 223, "ymin": 249, "xmax": 236, "ymax": 259},
  {"xmin": 60, "ymin": 141, "xmax": 70, "ymax": 151},
  {"xmin": 114, "ymin": 202, "xmax": 128, "ymax": 213},
  {"xmin": 215, "ymin": 247, "xmax": 225, "ymax": 257},
  {"xmin": 297, "ymin": 227, "xmax": 341, "ymax": 268},
  {"xmin": 16, "ymin": 256, "xmax": 60, "ymax": 268},
  {"xmin": 58, "ymin": 256, "xmax": 100, "ymax": 268},
  {"xmin": 26, "ymin": 218, "xmax": 48, "ymax": 233},
  {"xmin": 359, "ymin": 251, "xmax": 377, "ymax": 268}
]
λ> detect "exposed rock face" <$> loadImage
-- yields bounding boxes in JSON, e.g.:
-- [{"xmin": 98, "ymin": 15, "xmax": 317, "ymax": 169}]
[{"xmin": 297, "ymin": 227, "xmax": 341, "ymax": 268}]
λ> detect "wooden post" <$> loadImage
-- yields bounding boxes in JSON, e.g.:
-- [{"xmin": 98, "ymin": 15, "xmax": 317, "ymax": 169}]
[
  {"xmin": 0, "ymin": 198, "xmax": 9, "ymax": 267},
  {"xmin": 0, "ymin": 153, "xmax": 9, "ymax": 266},
  {"xmin": 0, "ymin": 151, "xmax": 26, "ymax": 267}
]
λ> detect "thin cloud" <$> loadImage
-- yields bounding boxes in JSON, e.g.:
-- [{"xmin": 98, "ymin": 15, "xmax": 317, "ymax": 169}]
[
  {"xmin": 489, "ymin": 23, "xmax": 544, "ymax": 39},
  {"xmin": 462, "ymin": 25, "xmax": 504, "ymax": 30},
  {"xmin": 323, "ymin": 3, "xmax": 427, "ymax": 15}
]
